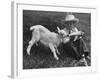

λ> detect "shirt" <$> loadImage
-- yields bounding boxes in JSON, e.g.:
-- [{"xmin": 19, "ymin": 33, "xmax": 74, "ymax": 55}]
[{"xmin": 70, "ymin": 27, "xmax": 78, "ymax": 42}]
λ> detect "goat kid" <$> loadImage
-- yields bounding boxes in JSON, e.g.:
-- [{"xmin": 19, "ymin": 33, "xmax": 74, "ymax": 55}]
[{"xmin": 27, "ymin": 25, "xmax": 68, "ymax": 60}]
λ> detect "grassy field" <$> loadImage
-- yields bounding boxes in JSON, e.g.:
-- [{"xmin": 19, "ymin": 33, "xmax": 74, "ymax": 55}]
[{"xmin": 23, "ymin": 10, "xmax": 91, "ymax": 69}]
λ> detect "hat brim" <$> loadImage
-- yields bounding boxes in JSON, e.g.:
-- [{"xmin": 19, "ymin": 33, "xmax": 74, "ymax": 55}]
[{"xmin": 62, "ymin": 18, "xmax": 79, "ymax": 23}]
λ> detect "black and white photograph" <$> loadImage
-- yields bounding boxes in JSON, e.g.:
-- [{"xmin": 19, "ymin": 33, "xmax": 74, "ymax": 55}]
[
  {"xmin": 11, "ymin": 2, "xmax": 97, "ymax": 78},
  {"xmin": 23, "ymin": 10, "xmax": 91, "ymax": 69}
]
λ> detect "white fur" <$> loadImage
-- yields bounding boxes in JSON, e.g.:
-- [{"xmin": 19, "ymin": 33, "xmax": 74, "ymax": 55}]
[{"xmin": 27, "ymin": 25, "xmax": 66, "ymax": 60}]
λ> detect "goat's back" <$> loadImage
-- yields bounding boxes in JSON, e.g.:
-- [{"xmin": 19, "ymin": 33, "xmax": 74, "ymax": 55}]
[
  {"xmin": 30, "ymin": 25, "xmax": 60, "ymax": 47},
  {"xmin": 30, "ymin": 25, "xmax": 50, "ymax": 32}
]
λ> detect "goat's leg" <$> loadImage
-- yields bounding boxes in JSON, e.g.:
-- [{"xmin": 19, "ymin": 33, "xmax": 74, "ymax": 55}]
[
  {"xmin": 55, "ymin": 47, "xmax": 60, "ymax": 55},
  {"xmin": 49, "ymin": 44, "xmax": 59, "ymax": 60},
  {"xmin": 27, "ymin": 40, "xmax": 35, "ymax": 55}
]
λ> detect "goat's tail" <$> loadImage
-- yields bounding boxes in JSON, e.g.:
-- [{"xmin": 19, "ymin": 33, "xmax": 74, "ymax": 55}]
[{"xmin": 30, "ymin": 26, "xmax": 35, "ymax": 31}]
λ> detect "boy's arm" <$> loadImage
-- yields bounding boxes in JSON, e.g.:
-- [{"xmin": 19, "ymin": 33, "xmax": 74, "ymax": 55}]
[
  {"xmin": 69, "ymin": 27, "xmax": 84, "ymax": 37},
  {"xmin": 69, "ymin": 31, "xmax": 84, "ymax": 37}
]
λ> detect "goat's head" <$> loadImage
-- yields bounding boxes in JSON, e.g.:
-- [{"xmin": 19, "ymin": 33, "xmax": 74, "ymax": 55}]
[
  {"xmin": 57, "ymin": 26, "xmax": 70, "ymax": 43},
  {"xmin": 57, "ymin": 26, "xmax": 68, "ymax": 37}
]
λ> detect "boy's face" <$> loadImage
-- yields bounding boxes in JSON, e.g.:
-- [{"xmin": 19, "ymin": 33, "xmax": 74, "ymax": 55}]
[{"xmin": 65, "ymin": 21, "xmax": 75, "ymax": 27}]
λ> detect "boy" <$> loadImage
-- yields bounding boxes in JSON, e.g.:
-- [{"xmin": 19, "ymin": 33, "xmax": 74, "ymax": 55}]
[{"xmin": 63, "ymin": 14, "xmax": 89, "ymax": 60}]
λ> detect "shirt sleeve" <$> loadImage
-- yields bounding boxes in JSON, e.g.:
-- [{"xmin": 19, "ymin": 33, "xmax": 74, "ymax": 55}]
[{"xmin": 73, "ymin": 27, "xmax": 79, "ymax": 41}]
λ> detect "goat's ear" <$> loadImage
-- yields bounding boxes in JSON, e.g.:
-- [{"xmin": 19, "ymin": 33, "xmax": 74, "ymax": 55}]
[{"xmin": 57, "ymin": 26, "xmax": 60, "ymax": 32}]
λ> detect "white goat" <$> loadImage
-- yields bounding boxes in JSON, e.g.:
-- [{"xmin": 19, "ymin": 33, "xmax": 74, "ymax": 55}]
[{"xmin": 27, "ymin": 25, "xmax": 68, "ymax": 60}]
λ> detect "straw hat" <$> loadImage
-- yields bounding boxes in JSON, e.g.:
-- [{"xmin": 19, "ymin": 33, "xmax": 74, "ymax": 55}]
[{"xmin": 63, "ymin": 15, "xmax": 79, "ymax": 23}]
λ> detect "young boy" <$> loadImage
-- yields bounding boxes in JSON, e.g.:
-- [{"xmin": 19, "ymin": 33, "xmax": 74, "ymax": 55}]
[{"xmin": 63, "ymin": 14, "xmax": 89, "ymax": 60}]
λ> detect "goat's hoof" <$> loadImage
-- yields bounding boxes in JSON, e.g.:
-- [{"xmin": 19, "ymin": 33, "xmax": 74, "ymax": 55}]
[
  {"xmin": 27, "ymin": 53, "xmax": 30, "ymax": 55},
  {"xmin": 55, "ymin": 57, "xmax": 59, "ymax": 60}
]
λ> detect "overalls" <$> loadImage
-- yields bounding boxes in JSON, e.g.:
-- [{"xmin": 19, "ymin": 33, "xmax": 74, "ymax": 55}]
[{"xmin": 67, "ymin": 27, "xmax": 89, "ymax": 59}]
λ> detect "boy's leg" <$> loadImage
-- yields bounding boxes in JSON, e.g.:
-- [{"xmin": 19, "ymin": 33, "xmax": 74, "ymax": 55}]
[
  {"xmin": 70, "ymin": 42, "xmax": 81, "ymax": 59},
  {"xmin": 80, "ymin": 38, "xmax": 89, "ymax": 57}
]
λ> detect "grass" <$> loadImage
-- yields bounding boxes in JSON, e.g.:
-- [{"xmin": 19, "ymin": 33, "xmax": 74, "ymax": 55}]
[{"xmin": 23, "ymin": 10, "xmax": 91, "ymax": 69}]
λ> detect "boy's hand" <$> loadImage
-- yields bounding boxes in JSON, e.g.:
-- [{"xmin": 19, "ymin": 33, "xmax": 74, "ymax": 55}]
[{"xmin": 79, "ymin": 31, "xmax": 84, "ymax": 35}]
